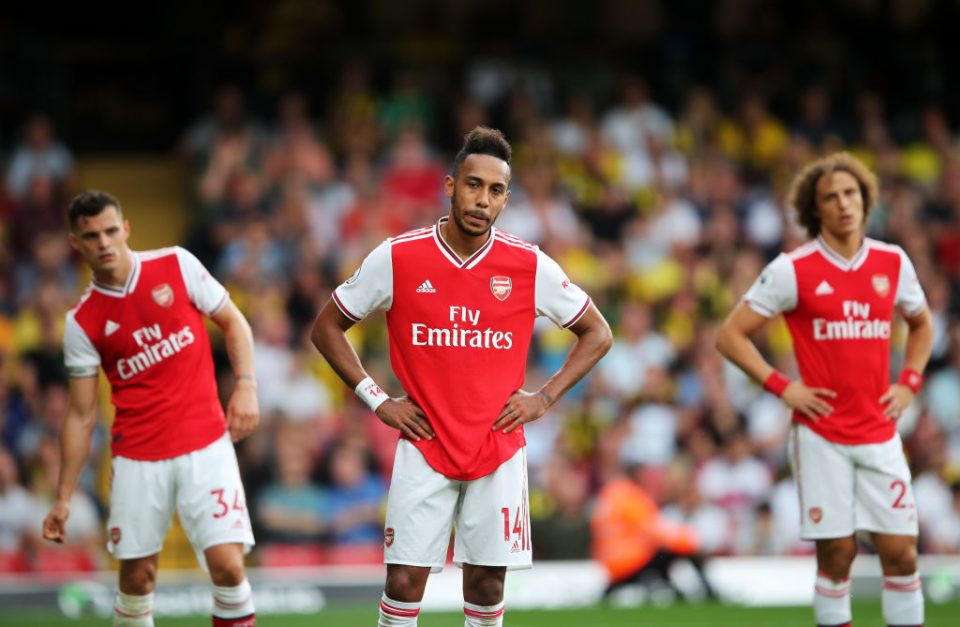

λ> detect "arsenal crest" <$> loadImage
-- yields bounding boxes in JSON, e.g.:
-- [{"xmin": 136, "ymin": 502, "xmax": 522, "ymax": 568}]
[
  {"xmin": 490, "ymin": 276, "xmax": 512, "ymax": 301},
  {"xmin": 110, "ymin": 526, "xmax": 122, "ymax": 545},
  {"xmin": 152, "ymin": 283, "xmax": 174, "ymax": 307},
  {"xmin": 384, "ymin": 527, "xmax": 395, "ymax": 547},
  {"xmin": 809, "ymin": 507, "xmax": 823, "ymax": 524},
  {"xmin": 871, "ymin": 274, "xmax": 890, "ymax": 297}
]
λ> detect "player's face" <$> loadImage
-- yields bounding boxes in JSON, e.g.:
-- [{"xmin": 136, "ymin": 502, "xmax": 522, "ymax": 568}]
[
  {"xmin": 69, "ymin": 206, "xmax": 131, "ymax": 274},
  {"xmin": 445, "ymin": 154, "xmax": 511, "ymax": 237},
  {"xmin": 815, "ymin": 170, "xmax": 865, "ymax": 239}
]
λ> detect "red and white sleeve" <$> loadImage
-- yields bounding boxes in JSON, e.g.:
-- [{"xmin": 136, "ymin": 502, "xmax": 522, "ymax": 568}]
[
  {"xmin": 64, "ymin": 311, "xmax": 100, "ymax": 378},
  {"xmin": 333, "ymin": 239, "xmax": 394, "ymax": 322},
  {"xmin": 894, "ymin": 247, "xmax": 926, "ymax": 318},
  {"xmin": 534, "ymin": 249, "xmax": 591, "ymax": 328},
  {"xmin": 175, "ymin": 246, "xmax": 229, "ymax": 316},
  {"xmin": 743, "ymin": 253, "xmax": 797, "ymax": 318}
]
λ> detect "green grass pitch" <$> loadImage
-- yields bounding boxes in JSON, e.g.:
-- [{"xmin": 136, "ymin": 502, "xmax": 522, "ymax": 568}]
[{"xmin": 5, "ymin": 601, "xmax": 960, "ymax": 626}]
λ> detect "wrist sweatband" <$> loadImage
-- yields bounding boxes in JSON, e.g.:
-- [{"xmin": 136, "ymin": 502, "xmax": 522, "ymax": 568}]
[
  {"xmin": 898, "ymin": 368, "xmax": 923, "ymax": 394},
  {"xmin": 762, "ymin": 370, "xmax": 791, "ymax": 397},
  {"xmin": 355, "ymin": 376, "xmax": 389, "ymax": 411}
]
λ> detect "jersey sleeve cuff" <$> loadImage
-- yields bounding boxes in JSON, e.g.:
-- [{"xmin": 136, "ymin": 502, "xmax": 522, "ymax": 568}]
[
  {"xmin": 208, "ymin": 290, "xmax": 229, "ymax": 316},
  {"xmin": 745, "ymin": 298, "xmax": 776, "ymax": 318},
  {"xmin": 898, "ymin": 301, "xmax": 927, "ymax": 319},
  {"xmin": 332, "ymin": 289, "xmax": 363, "ymax": 322},
  {"xmin": 67, "ymin": 365, "xmax": 99, "ymax": 378},
  {"xmin": 562, "ymin": 298, "xmax": 591, "ymax": 328}
]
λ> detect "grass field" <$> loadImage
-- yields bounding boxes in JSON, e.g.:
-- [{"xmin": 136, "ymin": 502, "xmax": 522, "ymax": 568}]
[{"xmin": 6, "ymin": 601, "xmax": 960, "ymax": 626}]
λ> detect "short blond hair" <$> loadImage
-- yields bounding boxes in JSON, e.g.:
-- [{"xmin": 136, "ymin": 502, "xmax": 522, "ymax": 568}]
[{"xmin": 786, "ymin": 152, "xmax": 879, "ymax": 239}]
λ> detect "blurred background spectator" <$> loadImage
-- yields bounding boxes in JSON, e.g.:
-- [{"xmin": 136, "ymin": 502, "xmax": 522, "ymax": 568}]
[{"xmin": 0, "ymin": 445, "xmax": 36, "ymax": 571}]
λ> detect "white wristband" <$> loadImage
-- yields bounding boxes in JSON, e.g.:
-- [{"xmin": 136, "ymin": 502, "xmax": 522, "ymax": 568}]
[{"xmin": 355, "ymin": 376, "xmax": 389, "ymax": 412}]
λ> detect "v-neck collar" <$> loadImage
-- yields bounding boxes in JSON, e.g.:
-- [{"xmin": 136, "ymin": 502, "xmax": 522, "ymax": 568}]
[
  {"xmin": 815, "ymin": 235, "xmax": 870, "ymax": 271},
  {"xmin": 91, "ymin": 251, "xmax": 141, "ymax": 297},
  {"xmin": 432, "ymin": 217, "xmax": 497, "ymax": 270}
]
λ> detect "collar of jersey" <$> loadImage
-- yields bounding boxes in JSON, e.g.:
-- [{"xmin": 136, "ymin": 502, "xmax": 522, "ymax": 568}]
[
  {"xmin": 432, "ymin": 217, "xmax": 497, "ymax": 269},
  {"xmin": 91, "ymin": 250, "xmax": 142, "ymax": 297},
  {"xmin": 815, "ymin": 235, "xmax": 869, "ymax": 271}
]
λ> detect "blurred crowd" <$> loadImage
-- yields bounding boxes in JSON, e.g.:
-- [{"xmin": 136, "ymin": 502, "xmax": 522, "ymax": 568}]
[{"xmin": 1, "ymin": 63, "xmax": 960, "ymax": 576}]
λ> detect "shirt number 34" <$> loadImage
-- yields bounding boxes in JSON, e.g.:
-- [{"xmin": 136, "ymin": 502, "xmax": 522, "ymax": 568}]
[{"xmin": 210, "ymin": 488, "xmax": 247, "ymax": 518}]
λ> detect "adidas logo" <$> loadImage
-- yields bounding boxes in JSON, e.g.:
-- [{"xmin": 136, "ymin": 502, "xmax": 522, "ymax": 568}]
[
  {"xmin": 814, "ymin": 280, "xmax": 834, "ymax": 296},
  {"xmin": 105, "ymin": 320, "xmax": 120, "ymax": 336},
  {"xmin": 416, "ymin": 280, "xmax": 437, "ymax": 294}
]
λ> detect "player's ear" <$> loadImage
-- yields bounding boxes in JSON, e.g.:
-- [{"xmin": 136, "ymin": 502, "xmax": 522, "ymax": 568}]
[
  {"xmin": 67, "ymin": 231, "xmax": 79, "ymax": 252},
  {"xmin": 444, "ymin": 174, "xmax": 454, "ymax": 199},
  {"xmin": 123, "ymin": 219, "xmax": 131, "ymax": 238}
]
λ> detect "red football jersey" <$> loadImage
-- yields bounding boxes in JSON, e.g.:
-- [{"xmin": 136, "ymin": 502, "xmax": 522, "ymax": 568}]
[
  {"xmin": 745, "ymin": 237, "xmax": 927, "ymax": 444},
  {"xmin": 334, "ymin": 218, "xmax": 591, "ymax": 480},
  {"xmin": 64, "ymin": 248, "xmax": 229, "ymax": 460}
]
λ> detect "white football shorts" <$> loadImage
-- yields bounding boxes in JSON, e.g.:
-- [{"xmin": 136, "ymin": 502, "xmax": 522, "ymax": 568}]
[
  {"xmin": 383, "ymin": 439, "xmax": 532, "ymax": 572},
  {"xmin": 789, "ymin": 423, "xmax": 918, "ymax": 539},
  {"xmin": 107, "ymin": 433, "xmax": 254, "ymax": 569}
]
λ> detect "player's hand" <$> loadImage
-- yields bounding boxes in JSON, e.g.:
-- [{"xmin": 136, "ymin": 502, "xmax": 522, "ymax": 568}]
[
  {"xmin": 782, "ymin": 382, "xmax": 836, "ymax": 421},
  {"xmin": 376, "ymin": 397, "xmax": 434, "ymax": 441},
  {"xmin": 880, "ymin": 384, "xmax": 914, "ymax": 421},
  {"xmin": 493, "ymin": 389, "xmax": 550, "ymax": 434},
  {"xmin": 42, "ymin": 499, "xmax": 71, "ymax": 544},
  {"xmin": 226, "ymin": 380, "xmax": 260, "ymax": 442}
]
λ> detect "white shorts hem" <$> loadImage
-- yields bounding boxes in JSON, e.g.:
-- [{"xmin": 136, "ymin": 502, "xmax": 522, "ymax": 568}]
[
  {"xmin": 800, "ymin": 531, "xmax": 854, "ymax": 541},
  {"xmin": 855, "ymin": 526, "xmax": 918, "ymax": 537},
  {"xmin": 108, "ymin": 546, "xmax": 164, "ymax": 561},
  {"xmin": 385, "ymin": 559, "xmax": 444, "ymax": 573},
  {"xmin": 384, "ymin": 559, "xmax": 439, "ymax": 566},
  {"xmin": 453, "ymin": 560, "xmax": 533, "ymax": 571},
  {"xmin": 197, "ymin": 538, "xmax": 256, "ymax": 554},
  {"xmin": 801, "ymin": 527, "xmax": 918, "ymax": 541}
]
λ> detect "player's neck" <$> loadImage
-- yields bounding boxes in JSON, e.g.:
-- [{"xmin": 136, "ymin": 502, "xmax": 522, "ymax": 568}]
[
  {"xmin": 439, "ymin": 219, "xmax": 491, "ymax": 261},
  {"xmin": 92, "ymin": 248, "xmax": 134, "ymax": 288},
  {"xmin": 819, "ymin": 229, "xmax": 864, "ymax": 260}
]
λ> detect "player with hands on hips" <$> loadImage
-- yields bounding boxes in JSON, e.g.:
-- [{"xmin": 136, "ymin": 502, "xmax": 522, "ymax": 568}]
[
  {"xmin": 716, "ymin": 153, "xmax": 933, "ymax": 627},
  {"xmin": 312, "ymin": 127, "xmax": 611, "ymax": 627}
]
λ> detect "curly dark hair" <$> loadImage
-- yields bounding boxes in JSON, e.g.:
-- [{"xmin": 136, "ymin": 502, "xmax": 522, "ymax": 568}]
[
  {"xmin": 451, "ymin": 126, "xmax": 512, "ymax": 176},
  {"xmin": 786, "ymin": 152, "xmax": 879, "ymax": 239}
]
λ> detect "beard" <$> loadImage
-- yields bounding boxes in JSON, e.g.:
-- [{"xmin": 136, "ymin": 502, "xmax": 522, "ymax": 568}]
[{"xmin": 451, "ymin": 200, "xmax": 492, "ymax": 237}]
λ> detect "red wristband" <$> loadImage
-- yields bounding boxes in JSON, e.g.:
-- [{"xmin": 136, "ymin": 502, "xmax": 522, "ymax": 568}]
[
  {"xmin": 898, "ymin": 368, "xmax": 923, "ymax": 394},
  {"xmin": 762, "ymin": 370, "xmax": 791, "ymax": 397}
]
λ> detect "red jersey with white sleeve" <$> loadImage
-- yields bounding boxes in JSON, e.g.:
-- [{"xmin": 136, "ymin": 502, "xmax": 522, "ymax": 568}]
[
  {"xmin": 333, "ymin": 218, "xmax": 591, "ymax": 480},
  {"xmin": 64, "ymin": 247, "xmax": 229, "ymax": 461},
  {"xmin": 744, "ymin": 236, "xmax": 926, "ymax": 445}
]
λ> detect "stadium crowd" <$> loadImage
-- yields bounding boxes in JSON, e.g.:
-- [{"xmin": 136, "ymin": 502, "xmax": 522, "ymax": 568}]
[{"xmin": 1, "ymin": 64, "xmax": 959, "ymax": 575}]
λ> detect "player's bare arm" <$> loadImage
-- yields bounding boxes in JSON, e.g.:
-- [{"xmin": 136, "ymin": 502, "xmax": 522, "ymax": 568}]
[
  {"xmin": 493, "ymin": 304, "xmax": 612, "ymax": 434},
  {"xmin": 42, "ymin": 375, "xmax": 98, "ymax": 544},
  {"xmin": 311, "ymin": 299, "xmax": 434, "ymax": 441},
  {"xmin": 880, "ymin": 305, "xmax": 933, "ymax": 419},
  {"xmin": 716, "ymin": 301, "xmax": 836, "ymax": 420},
  {"xmin": 211, "ymin": 299, "xmax": 260, "ymax": 442}
]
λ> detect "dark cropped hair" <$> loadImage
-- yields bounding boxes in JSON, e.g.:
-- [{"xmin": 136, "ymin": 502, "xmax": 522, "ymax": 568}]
[
  {"xmin": 67, "ymin": 190, "xmax": 122, "ymax": 230},
  {"xmin": 786, "ymin": 152, "xmax": 879, "ymax": 239},
  {"xmin": 451, "ymin": 126, "xmax": 512, "ymax": 176}
]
